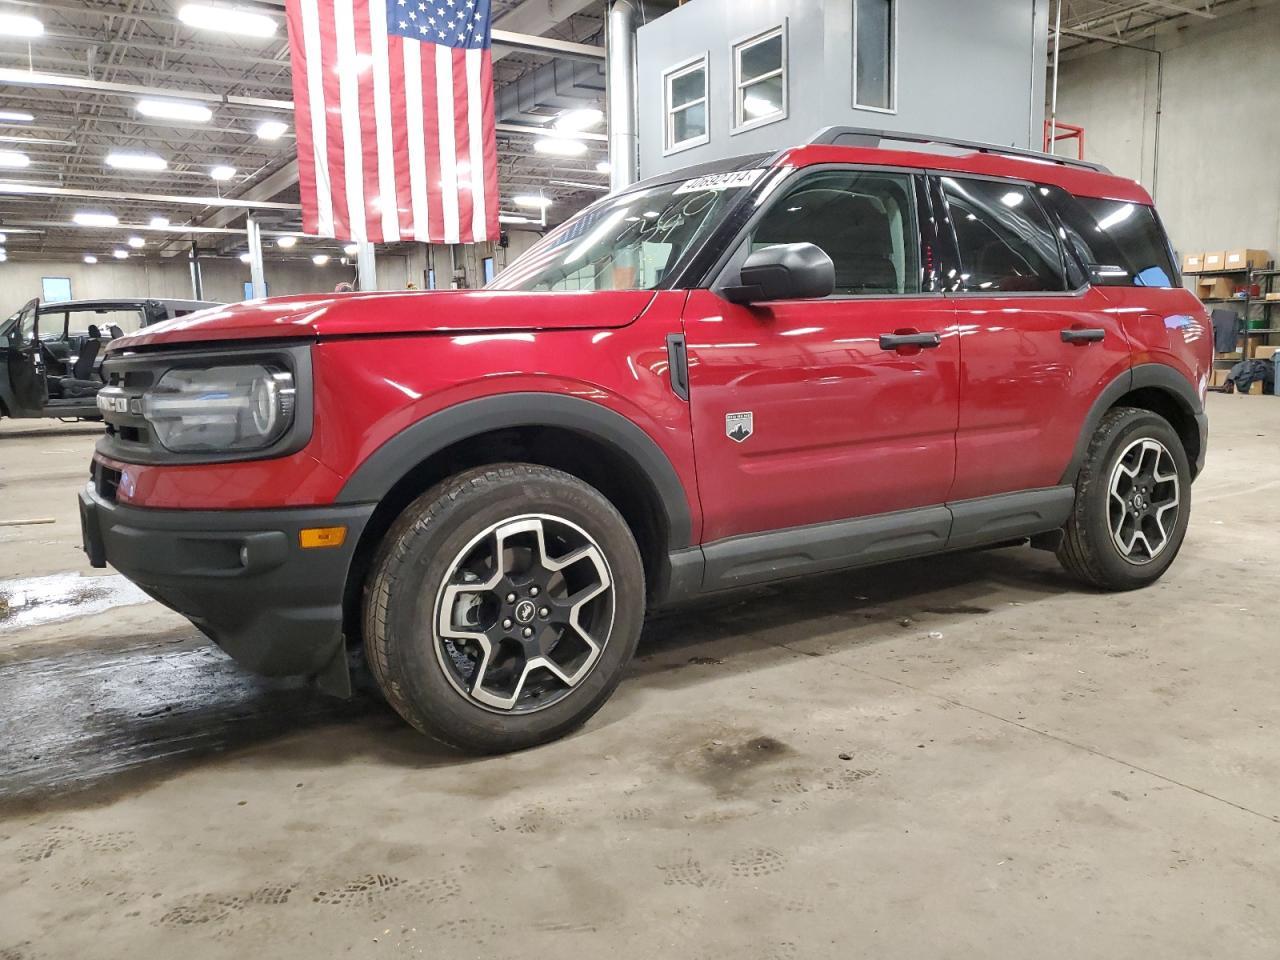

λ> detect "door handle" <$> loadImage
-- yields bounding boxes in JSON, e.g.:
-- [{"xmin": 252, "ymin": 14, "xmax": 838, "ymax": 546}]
[
  {"xmin": 1060, "ymin": 327, "xmax": 1106, "ymax": 344},
  {"xmin": 879, "ymin": 331, "xmax": 942, "ymax": 351}
]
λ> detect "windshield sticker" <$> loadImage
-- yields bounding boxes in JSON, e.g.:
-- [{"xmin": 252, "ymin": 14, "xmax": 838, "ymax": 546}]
[{"xmin": 673, "ymin": 169, "xmax": 767, "ymax": 195}]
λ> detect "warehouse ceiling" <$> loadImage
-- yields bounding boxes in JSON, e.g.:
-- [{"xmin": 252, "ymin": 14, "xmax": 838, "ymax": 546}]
[
  {"xmin": 1056, "ymin": 0, "xmax": 1280, "ymax": 52},
  {"xmin": 0, "ymin": 0, "xmax": 609, "ymax": 262}
]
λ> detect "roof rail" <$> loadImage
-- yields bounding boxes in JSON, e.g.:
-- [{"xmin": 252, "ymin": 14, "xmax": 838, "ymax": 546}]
[{"xmin": 807, "ymin": 126, "xmax": 1111, "ymax": 174}]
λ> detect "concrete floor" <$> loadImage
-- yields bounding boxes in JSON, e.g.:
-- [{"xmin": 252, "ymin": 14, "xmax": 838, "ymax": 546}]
[{"xmin": 1, "ymin": 394, "xmax": 1278, "ymax": 959}]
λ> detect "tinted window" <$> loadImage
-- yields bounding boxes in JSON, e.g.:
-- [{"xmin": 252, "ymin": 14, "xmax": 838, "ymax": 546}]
[
  {"xmin": 941, "ymin": 177, "xmax": 1066, "ymax": 293},
  {"xmin": 752, "ymin": 170, "xmax": 919, "ymax": 295},
  {"xmin": 1051, "ymin": 190, "xmax": 1177, "ymax": 288}
]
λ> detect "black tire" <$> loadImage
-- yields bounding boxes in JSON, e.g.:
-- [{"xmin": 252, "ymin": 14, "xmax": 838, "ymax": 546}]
[
  {"xmin": 363, "ymin": 463, "xmax": 644, "ymax": 753},
  {"xmin": 1056, "ymin": 406, "xmax": 1191, "ymax": 590}
]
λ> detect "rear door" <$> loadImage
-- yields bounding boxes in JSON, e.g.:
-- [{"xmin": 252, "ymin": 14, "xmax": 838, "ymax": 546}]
[
  {"xmin": 936, "ymin": 174, "xmax": 1131, "ymax": 501},
  {"xmin": 685, "ymin": 166, "xmax": 959, "ymax": 545},
  {"xmin": 4, "ymin": 299, "xmax": 48, "ymax": 415}
]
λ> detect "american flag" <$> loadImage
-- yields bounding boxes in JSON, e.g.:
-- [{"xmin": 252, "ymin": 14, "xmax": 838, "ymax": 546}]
[{"xmin": 284, "ymin": 0, "xmax": 499, "ymax": 244}]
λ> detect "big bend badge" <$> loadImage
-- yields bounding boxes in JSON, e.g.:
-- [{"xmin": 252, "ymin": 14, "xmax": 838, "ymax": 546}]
[{"xmin": 726, "ymin": 411, "xmax": 753, "ymax": 443}]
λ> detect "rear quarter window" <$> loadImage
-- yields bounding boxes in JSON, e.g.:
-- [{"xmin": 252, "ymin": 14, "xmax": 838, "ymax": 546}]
[{"xmin": 1049, "ymin": 189, "xmax": 1178, "ymax": 288}]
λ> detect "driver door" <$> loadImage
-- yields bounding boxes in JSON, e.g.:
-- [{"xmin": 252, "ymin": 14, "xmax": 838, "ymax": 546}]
[
  {"xmin": 5, "ymin": 299, "xmax": 47, "ymax": 415},
  {"xmin": 683, "ymin": 168, "xmax": 960, "ymax": 574}
]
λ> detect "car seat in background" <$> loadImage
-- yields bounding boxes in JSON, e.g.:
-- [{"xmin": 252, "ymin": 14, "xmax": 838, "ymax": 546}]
[
  {"xmin": 59, "ymin": 333, "xmax": 103, "ymax": 399},
  {"xmin": 108, "ymin": 324, "xmax": 125, "ymax": 340}
]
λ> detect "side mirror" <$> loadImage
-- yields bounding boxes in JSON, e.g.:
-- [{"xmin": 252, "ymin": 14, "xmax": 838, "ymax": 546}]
[{"xmin": 722, "ymin": 242, "xmax": 835, "ymax": 305}]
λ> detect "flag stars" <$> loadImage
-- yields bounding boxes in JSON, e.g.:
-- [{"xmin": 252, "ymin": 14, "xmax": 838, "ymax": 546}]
[{"xmin": 399, "ymin": 19, "xmax": 407, "ymax": 27}]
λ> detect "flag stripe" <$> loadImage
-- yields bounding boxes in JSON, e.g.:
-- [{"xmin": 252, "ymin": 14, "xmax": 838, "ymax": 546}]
[{"xmin": 284, "ymin": 0, "xmax": 497, "ymax": 246}]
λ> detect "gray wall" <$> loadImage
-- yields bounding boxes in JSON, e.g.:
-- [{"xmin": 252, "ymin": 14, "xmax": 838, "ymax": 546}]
[
  {"xmin": 0, "ymin": 230, "xmax": 545, "ymax": 308},
  {"xmin": 1052, "ymin": 5, "xmax": 1280, "ymax": 257},
  {"xmin": 636, "ymin": 0, "xmax": 1049, "ymax": 177}
]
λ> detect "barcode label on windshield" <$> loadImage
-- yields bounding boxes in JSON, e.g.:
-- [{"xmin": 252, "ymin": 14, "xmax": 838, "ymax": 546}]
[{"xmin": 673, "ymin": 169, "xmax": 767, "ymax": 195}]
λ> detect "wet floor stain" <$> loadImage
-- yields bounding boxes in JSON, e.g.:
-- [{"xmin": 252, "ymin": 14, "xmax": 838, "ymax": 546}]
[
  {"xmin": 0, "ymin": 572, "xmax": 151, "ymax": 633},
  {"xmin": 0, "ymin": 640, "xmax": 379, "ymax": 808}
]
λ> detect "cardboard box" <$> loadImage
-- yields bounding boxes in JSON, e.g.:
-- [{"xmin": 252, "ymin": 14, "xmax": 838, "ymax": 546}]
[
  {"xmin": 1266, "ymin": 292, "xmax": 1280, "ymax": 302},
  {"xmin": 1255, "ymin": 345, "xmax": 1279, "ymax": 362},
  {"xmin": 1248, "ymin": 380, "xmax": 1264, "ymax": 395},
  {"xmin": 1202, "ymin": 250, "xmax": 1227, "ymax": 272},
  {"xmin": 1223, "ymin": 248, "xmax": 1271, "ymax": 272},
  {"xmin": 1197, "ymin": 276, "xmax": 1236, "ymax": 300},
  {"xmin": 1181, "ymin": 252, "xmax": 1205, "ymax": 274},
  {"xmin": 1210, "ymin": 368, "xmax": 1231, "ymax": 387}
]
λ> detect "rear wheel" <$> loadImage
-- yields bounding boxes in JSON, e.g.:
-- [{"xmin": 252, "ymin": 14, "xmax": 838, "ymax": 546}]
[
  {"xmin": 1056, "ymin": 407, "xmax": 1190, "ymax": 590},
  {"xmin": 363, "ymin": 463, "xmax": 644, "ymax": 752}
]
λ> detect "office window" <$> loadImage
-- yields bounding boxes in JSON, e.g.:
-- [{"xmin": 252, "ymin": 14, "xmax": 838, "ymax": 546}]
[
  {"xmin": 41, "ymin": 277, "xmax": 72, "ymax": 303},
  {"xmin": 483, "ymin": 256, "xmax": 496, "ymax": 285},
  {"xmin": 854, "ymin": 0, "xmax": 894, "ymax": 111},
  {"xmin": 752, "ymin": 170, "xmax": 920, "ymax": 296},
  {"xmin": 664, "ymin": 55, "xmax": 709, "ymax": 154},
  {"xmin": 242, "ymin": 281, "xmax": 269, "ymax": 300},
  {"xmin": 733, "ymin": 26, "xmax": 786, "ymax": 131},
  {"xmin": 941, "ymin": 177, "xmax": 1066, "ymax": 293}
]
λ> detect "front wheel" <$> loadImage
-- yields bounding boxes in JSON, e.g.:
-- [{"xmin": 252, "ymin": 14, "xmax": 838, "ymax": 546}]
[
  {"xmin": 362, "ymin": 463, "xmax": 644, "ymax": 753},
  {"xmin": 1056, "ymin": 406, "xmax": 1191, "ymax": 590}
]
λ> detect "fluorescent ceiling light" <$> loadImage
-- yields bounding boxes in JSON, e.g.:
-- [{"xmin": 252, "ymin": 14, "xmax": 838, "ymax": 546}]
[
  {"xmin": 137, "ymin": 98, "xmax": 212, "ymax": 123},
  {"xmin": 0, "ymin": 233, "xmax": 6, "ymax": 243},
  {"xmin": 73, "ymin": 211, "xmax": 118, "ymax": 227},
  {"xmin": 0, "ymin": 14, "xmax": 42, "ymax": 37},
  {"xmin": 1096, "ymin": 203, "xmax": 1135, "ymax": 231},
  {"xmin": 83, "ymin": 254, "xmax": 97, "ymax": 264},
  {"xmin": 178, "ymin": 4, "xmax": 278, "ymax": 38},
  {"xmin": 342, "ymin": 242, "xmax": 359, "ymax": 256},
  {"xmin": 1000, "ymin": 191, "xmax": 1023, "ymax": 207},
  {"xmin": 513, "ymin": 194, "xmax": 552, "ymax": 209},
  {"xmin": 534, "ymin": 137, "xmax": 587, "ymax": 157},
  {"xmin": 149, "ymin": 216, "xmax": 170, "ymax": 229},
  {"xmin": 312, "ymin": 254, "xmax": 329, "ymax": 265},
  {"xmin": 0, "ymin": 110, "xmax": 33, "ymax": 123},
  {"xmin": 0, "ymin": 252, "xmax": 7, "ymax": 262},
  {"xmin": 553, "ymin": 107, "xmax": 603, "ymax": 133},
  {"xmin": 595, "ymin": 160, "xmax": 611, "ymax": 174},
  {"xmin": 106, "ymin": 151, "xmax": 167, "ymax": 171},
  {"xmin": 239, "ymin": 252, "xmax": 252, "ymax": 263},
  {"xmin": 498, "ymin": 214, "xmax": 530, "ymax": 224},
  {"xmin": 0, "ymin": 150, "xmax": 29, "ymax": 168},
  {"xmin": 210, "ymin": 164, "xmax": 236, "ymax": 181},
  {"xmin": 127, "ymin": 236, "xmax": 145, "ymax": 248},
  {"xmin": 256, "ymin": 119, "xmax": 288, "ymax": 141},
  {"xmin": 112, "ymin": 249, "xmax": 129, "ymax": 259},
  {"xmin": 275, "ymin": 235, "xmax": 297, "ymax": 248}
]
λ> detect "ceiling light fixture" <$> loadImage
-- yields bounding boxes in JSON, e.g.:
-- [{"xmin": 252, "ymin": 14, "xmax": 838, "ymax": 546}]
[
  {"xmin": 136, "ymin": 98, "xmax": 213, "ymax": 123},
  {"xmin": 210, "ymin": 165, "xmax": 236, "ymax": 181},
  {"xmin": 275, "ymin": 235, "xmax": 297, "ymax": 248},
  {"xmin": 149, "ymin": 216, "xmax": 170, "ymax": 229},
  {"xmin": 0, "ymin": 14, "xmax": 43, "ymax": 38},
  {"xmin": 498, "ymin": 214, "xmax": 530, "ymax": 224},
  {"xmin": 0, "ymin": 233, "xmax": 7, "ymax": 243},
  {"xmin": 239, "ymin": 252, "xmax": 252, "ymax": 264},
  {"xmin": 595, "ymin": 160, "xmax": 611, "ymax": 174},
  {"xmin": 83, "ymin": 254, "xmax": 97, "ymax": 264},
  {"xmin": 512, "ymin": 194, "xmax": 552, "ymax": 209},
  {"xmin": 127, "ymin": 236, "xmax": 145, "ymax": 248},
  {"xmin": 312, "ymin": 254, "xmax": 329, "ymax": 266},
  {"xmin": 112, "ymin": 249, "xmax": 129, "ymax": 259},
  {"xmin": 0, "ymin": 150, "xmax": 30, "ymax": 168},
  {"xmin": 73, "ymin": 211, "xmax": 118, "ymax": 227},
  {"xmin": 0, "ymin": 110, "xmax": 34, "ymax": 123},
  {"xmin": 553, "ymin": 107, "xmax": 603, "ymax": 133},
  {"xmin": 533, "ymin": 137, "xmax": 588, "ymax": 158},
  {"xmin": 106, "ymin": 151, "xmax": 167, "ymax": 171},
  {"xmin": 177, "ymin": 3, "xmax": 278, "ymax": 38},
  {"xmin": 342, "ymin": 242, "xmax": 359, "ymax": 256},
  {"xmin": 256, "ymin": 119, "xmax": 288, "ymax": 141}
]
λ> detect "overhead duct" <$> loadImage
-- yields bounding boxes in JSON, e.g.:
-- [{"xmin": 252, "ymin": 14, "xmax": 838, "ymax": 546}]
[{"xmin": 495, "ymin": 58, "xmax": 605, "ymax": 125}]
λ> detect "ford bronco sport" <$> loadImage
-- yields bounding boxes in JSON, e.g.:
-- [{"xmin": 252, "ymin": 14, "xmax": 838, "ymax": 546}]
[{"xmin": 80, "ymin": 128, "xmax": 1210, "ymax": 752}]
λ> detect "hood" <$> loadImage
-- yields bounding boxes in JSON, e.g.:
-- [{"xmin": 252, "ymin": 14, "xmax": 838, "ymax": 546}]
[{"xmin": 112, "ymin": 288, "xmax": 657, "ymax": 350}]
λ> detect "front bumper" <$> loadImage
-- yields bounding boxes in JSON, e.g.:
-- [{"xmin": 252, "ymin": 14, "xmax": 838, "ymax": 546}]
[{"xmin": 79, "ymin": 483, "xmax": 374, "ymax": 693}]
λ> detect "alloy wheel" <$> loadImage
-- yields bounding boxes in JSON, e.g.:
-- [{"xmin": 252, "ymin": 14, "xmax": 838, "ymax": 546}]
[
  {"xmin": 433, "ymin": 514, "xmax": 614, "ymax": 713},
  {"xmin": 1107, "ymin": 437, "xmax": 1180, "ymax": 564}
]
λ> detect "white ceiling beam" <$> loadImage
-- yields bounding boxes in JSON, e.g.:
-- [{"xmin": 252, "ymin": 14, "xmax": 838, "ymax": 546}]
[
  {"xmin": 1138, "ymin": 0, "xmax": 1215, "ymax": 18},
  {"xmin": 493, "ymin": 0, "xmax": 602, "ymax": 62},
  {"xmin": 0, "ymin": 181, "xmax": 299, "ymax": 211}
]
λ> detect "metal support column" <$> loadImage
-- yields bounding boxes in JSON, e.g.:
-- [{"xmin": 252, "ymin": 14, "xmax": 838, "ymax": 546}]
[
  {"xmin": 356, "ymin": 241, "xmax": 377, "ymax": 291},
  {"xmin": 189, "ymin": 241, "xmax": 204, "ymax": 300},
  {"xmin": 245, "ymin": 215, "xmax": 267, "ymax": 299},
  {"xmin": 606, "ymin": 0, "xmax": 638, "ymax": 191}
]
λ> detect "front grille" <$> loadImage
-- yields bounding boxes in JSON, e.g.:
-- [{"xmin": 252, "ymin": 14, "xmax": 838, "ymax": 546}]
[{"xmin": 94, "ymin": 461, "xmax": 122, "ymax": 502}]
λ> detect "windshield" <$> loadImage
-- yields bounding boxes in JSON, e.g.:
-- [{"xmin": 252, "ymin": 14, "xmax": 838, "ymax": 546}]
[{"xmin": 488, "ymin": 172, "xmax": 767, "ymax": 292}]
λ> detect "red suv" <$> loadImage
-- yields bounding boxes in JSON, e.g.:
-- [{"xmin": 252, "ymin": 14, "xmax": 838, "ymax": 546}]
[{"xmin": 80, "ymin": 128, "xmax": 1210, "ymax": 752}]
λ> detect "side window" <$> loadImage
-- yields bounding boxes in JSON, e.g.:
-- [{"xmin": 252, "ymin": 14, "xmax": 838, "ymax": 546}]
[
  {"xmin": 1049, "ymin": 188, "xmax": 1178, "ymax": 288},
  {"xmin": 940, "ymin": 177, "xmax": 1066, "ymax": 293},
  {"xmin": 854, "ymin": 0, "xmax": 895, "ymax": 111},
  {"xmin": 663, "ymin": 56, "xmax": 709, "ymax": 154},
  {"xmin": 751, "ymin": 170, "xmax": 920, "ymax": 296},
  {"xmin": 733, "ymin": 25, "xmax": 786, "ymax": 131}
]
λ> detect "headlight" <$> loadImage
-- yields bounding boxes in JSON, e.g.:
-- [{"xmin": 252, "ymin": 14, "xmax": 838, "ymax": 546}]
[{"xmin": 142, "ymin": 364, "xmax": 296, "ymax": 453}]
